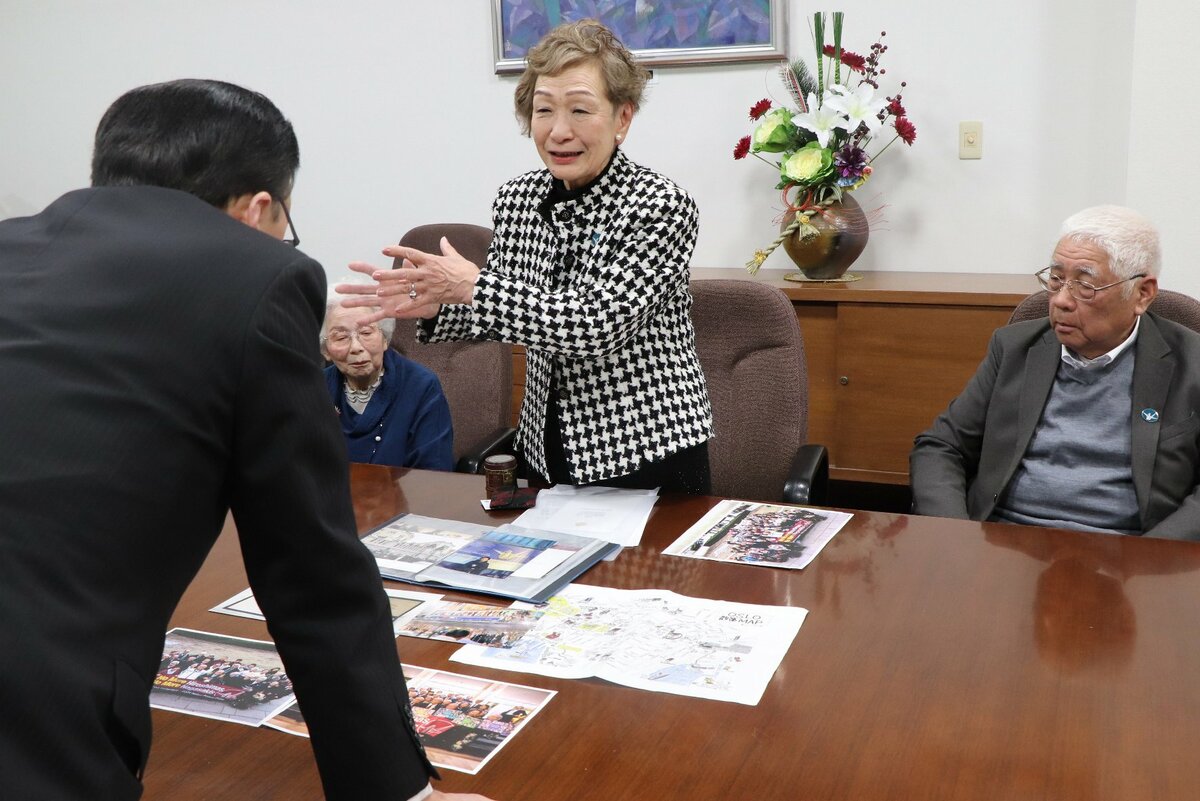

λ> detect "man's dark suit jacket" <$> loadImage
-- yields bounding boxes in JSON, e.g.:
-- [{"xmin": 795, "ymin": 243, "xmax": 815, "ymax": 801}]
[
  {"xmin": 911, "ymin": 312, "xmax": 1200, "ymax": 540},
  {"xmin": 0, "ymin": 187, "xmax": 435, "ymax": 799}
]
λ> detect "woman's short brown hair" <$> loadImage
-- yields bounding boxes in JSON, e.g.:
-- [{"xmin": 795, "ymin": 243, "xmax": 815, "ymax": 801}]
[{"xmin": 513, "ymin": 19, "xmax": 650, "ymax": 135}]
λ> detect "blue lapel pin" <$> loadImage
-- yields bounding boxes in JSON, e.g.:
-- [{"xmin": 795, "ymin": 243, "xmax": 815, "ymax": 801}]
[
  {"xmin": 1141, "ymin": 408, "xmax": 1160, "ymax": 423},
  {"xmin": 591, "ymin": 231, "xmax": 601, "ymax": 244}
]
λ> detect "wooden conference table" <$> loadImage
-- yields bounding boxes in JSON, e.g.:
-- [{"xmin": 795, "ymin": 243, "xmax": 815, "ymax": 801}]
[{"xmin": 146, "ymin": 465, "xmax": 1200, "ymax": 800}]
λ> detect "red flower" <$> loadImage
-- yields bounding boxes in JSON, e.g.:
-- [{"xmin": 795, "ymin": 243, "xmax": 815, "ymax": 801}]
[
  {"xmin": 887, "ymin": 98, "xmax": 906, "ymax": 117},
  {"xmin": 733, "ymin": 136, "xmax": 751, "ymax": 160},
  {"xmin": 749, "ymin": 98, "xmax": 771, "ymax": 120},
  {"xmin": 894, "ymin": 117, "xmax": 917, "ymax": 145},
  {"xmin": 822, "ymin": 45, "xmax": 867, "ymax": 72}
]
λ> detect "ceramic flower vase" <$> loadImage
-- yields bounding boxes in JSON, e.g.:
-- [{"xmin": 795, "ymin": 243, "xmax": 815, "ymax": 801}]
[{"xmin": 780, "ymin": 193, "xmax": 869, "ymax": 280}]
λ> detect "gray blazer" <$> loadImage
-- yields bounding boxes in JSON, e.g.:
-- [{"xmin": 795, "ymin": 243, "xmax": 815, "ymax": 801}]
[{"xmin": 911, "ymin": 312, "xmax": 1200, "ymax": 540}]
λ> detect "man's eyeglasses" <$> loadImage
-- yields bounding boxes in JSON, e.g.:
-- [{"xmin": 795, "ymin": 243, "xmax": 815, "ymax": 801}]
[
  {"xmin": 274, "ymin": 196, "xmax": 300, "ymax": 248},
  {"xmin": 1034, "ymin": 267, "xmax": 1145, "ymax": 301}
]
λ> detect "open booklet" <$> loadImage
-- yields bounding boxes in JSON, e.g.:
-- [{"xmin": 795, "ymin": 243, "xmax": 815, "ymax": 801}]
[{"xmin": 359, "ymin": 513, "xmax": 620, "ymax": 604}]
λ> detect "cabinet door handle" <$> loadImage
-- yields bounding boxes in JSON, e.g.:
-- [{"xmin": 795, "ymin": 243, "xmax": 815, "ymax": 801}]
[{"xmin": 839, "ymin": 376, "xmax": 849, "ymax": 386}]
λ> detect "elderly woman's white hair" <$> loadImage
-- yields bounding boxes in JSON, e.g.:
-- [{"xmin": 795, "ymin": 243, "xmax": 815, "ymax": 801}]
[
  {"xmin": 1058, "ymin": 205, "xmax": 1161, "ymax": 295},
  {"xmin": 320, "ymin": 290, "xmax": 395, "ymax": 347}
]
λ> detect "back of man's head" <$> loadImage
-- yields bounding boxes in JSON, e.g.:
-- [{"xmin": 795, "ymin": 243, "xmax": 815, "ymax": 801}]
[{"xmin": 90, "ymin": 78, "xmax": 299, "ymax": 209}]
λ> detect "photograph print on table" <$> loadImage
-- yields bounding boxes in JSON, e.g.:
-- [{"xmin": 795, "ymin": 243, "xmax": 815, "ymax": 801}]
[
  {"xmin": 663, "ymin": 500, "xmax": 853, "ymax": 570},
  {"xmin": 263, "ymin": 663, "xmax": 556, "ymax": 775},
  {"xmin": 151, "ymin": 628, "xmax": 296, "ymax": 727},
  {"xmin": 395, "ymin": 600, "xmax": 545, "ymax": 649}
]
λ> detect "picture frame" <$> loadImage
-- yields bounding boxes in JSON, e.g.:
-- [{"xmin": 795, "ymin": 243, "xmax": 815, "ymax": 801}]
[{"xmin": 492, "ymin": 0, "xmax": 788, "ymax": 75}]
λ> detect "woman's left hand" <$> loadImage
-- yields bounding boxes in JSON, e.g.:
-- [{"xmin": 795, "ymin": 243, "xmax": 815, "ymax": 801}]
[{"xmin": 337, "ymin": 237, "xmax": 480, "ymax": 322}]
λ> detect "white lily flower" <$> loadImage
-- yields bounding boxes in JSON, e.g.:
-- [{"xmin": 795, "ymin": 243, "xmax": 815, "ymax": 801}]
[
  {"xmin": 791, "ymin": 92, "xmax": 848, "ymax": 148},
  {"xmin": 824, "ymin": 83, "xmax": 888, "ymax": 132}
]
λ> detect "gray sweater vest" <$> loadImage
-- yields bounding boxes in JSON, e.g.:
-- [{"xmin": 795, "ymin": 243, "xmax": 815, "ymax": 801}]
[{"xmin": 992, "ymin": 347, "xmax": 1139, "ymax": 533}]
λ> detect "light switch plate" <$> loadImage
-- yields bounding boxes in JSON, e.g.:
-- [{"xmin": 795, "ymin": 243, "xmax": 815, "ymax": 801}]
[{"xmin": 959, "ymin": 121, "xmax": 983, "ymax": 159}]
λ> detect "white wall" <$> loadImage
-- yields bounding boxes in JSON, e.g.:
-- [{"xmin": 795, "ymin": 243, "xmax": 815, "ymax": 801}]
[
  {"xmin": 1127, "ymin": 0, "xmax": 1200, "ymax": 292},
  {"xmin": 3, "ymin": 1, "xmax": 1186, "ymax": 293}
]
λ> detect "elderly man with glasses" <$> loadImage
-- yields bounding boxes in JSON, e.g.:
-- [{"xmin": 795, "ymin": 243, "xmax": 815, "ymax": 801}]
[{"xmin": 911, "ymin": 205, "xmax": 1200, "ymax": 539}]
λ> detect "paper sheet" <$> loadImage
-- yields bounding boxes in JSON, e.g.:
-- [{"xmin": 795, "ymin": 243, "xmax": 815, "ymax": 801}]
[
  {"xmin": 512, "ymin": 484, "xmax": 659, "ymax": 547},
  {"xmin": 452, "ymin": 584, "xmax": 806, "ymax": 706}
]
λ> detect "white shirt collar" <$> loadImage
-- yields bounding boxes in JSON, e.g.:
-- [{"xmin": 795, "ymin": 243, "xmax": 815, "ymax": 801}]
[{"xmin": 1060, "ymin": 315, "xmax": 1141, "ymax": 370}]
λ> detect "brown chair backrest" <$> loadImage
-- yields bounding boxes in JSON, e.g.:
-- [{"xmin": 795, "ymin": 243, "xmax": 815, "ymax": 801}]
[
  {"xmin": 1006, "ymin": 290, "xmax": 1052, "ymax": 324},
  {"xmin": 1008, "ymin": 288, "xmax": 1200, "ymax": 335},
  {"xmin": 690, "ymin": 279, "xmax": 809, "ymax": 502},
  {"xmin": 390, "ymin": 224, "xmax": 513, "ymax": 463}
]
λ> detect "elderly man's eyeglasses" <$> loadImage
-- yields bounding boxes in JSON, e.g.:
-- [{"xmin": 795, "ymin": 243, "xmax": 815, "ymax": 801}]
[
  {"xmin": 1035, "ymin": 268, "xmax": 1146, "ymax": 301},
  {"xmin": 274, "ymin": 196, "xmax": 300, "ymax": 248},
  {"xmin": 325, "ymin": 325, "xmax": 382, "ymax": 348}
]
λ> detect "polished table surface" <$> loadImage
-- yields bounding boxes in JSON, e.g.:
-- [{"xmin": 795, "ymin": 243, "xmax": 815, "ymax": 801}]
[{"xmin": 146, "ymin": 465, "xmax": 1200, "ymax": 800}]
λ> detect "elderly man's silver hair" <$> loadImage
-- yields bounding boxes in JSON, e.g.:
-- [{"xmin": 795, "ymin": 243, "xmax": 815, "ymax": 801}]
[
  {"xmin": 1058, "ymin": 205, "xmax": 1161, "ymax": 296},
  {"xmin": 320, "ymin": 292, "xmax": 395, "ymax": 347}
]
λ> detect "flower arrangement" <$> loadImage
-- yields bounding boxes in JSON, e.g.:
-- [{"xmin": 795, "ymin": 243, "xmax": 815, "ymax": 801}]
[{"xmin": 736, "ymin": 12, "xmax": 916, "ymax": 274}]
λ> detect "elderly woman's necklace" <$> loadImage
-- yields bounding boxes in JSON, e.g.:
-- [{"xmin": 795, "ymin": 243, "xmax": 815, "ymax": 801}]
[{"xmin": 344, "ymin": 369, "xmax": 384, "ymax": 414}]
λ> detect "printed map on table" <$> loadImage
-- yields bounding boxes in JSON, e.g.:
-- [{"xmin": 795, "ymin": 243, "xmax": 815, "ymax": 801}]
[{"xmin": 450, "ymin": 584, "xmax": 806, "ymax": 705}]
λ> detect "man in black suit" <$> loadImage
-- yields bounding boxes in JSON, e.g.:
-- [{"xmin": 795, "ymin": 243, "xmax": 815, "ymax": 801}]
[{"xmin": 0, "ymin": 79, "xmax": 493, "ymax": 801}]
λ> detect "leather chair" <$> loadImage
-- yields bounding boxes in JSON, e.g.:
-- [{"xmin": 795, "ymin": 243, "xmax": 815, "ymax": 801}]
[
  {"xmin": 1008, "ymin": 288, "xmax": 1200, "ymax": 334},
  {"xmin": 690, "ymin": 279, "xmax": 829, "ymax": 504},
  {"xmin": 389, "ymin": 224, "xmax": 516, "ymax": 473}
]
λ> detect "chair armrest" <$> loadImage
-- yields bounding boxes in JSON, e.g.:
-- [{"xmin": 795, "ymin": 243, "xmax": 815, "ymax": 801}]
[
  {"xmin": 455, "ymin": 427, "xmax": 518, "ymax": 474},
  {"xmin": 783, "ymin": 444, "xmax": 829, "ymax": 505}
]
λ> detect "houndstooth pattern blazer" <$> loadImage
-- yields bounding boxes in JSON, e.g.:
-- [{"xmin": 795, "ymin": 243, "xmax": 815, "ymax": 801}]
[{"xmin": 421, "ymin": 150, "xmax": 713, "ymax": 483}]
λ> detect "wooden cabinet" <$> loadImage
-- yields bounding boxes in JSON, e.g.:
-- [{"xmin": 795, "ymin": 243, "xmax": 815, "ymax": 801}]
[
  {"xmin": 694, "ymin": 269, "xmax": 1034, "ymax": 484},
  {"xmin": 510, "ymin": 270, "xmax": 1035, "ymax": 486}
]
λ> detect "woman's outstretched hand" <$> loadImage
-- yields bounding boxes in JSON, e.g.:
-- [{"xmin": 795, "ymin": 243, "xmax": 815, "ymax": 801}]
[{"xmin": 337, "ymin": 236, "xmax": 479, "ymax": 322}]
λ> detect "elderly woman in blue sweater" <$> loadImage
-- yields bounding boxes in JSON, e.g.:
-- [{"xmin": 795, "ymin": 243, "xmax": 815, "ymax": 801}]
[{"xmin": 321, "ymin": 300, "xmax": 453, "ymax": 470}]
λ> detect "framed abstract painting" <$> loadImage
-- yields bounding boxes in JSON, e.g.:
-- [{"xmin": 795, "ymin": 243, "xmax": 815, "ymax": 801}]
[{"xmin": 492, "ymin": 0, "xmax": 788, "ymax": 74}]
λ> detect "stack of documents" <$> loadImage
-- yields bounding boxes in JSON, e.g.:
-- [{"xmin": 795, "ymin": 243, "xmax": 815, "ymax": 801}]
[{"xmin": 512, "ymin": 484, "xmax": 660, "ymax": 548}]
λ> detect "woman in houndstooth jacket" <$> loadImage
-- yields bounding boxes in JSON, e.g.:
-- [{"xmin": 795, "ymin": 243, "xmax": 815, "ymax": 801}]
[{"xmin": 341, "ymin": 19, "xmax": 713, "ymax": 493}]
